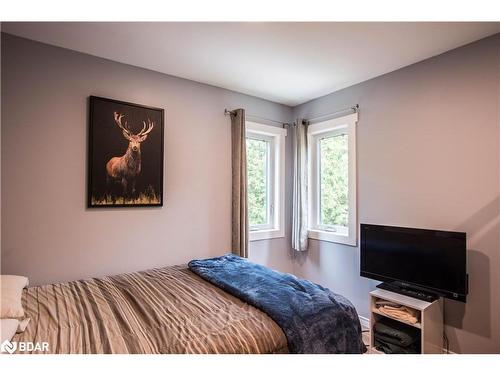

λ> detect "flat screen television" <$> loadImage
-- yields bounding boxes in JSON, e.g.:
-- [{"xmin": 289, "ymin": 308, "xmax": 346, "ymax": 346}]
[{"xmin": 360, "ymin": 224, "xmax": 468, "ymax": 302}]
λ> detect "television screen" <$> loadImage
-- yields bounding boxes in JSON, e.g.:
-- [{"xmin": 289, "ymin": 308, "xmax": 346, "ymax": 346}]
[{"xmin": 360, "ymin": 224, "xmax": 467, "ymax": 301}]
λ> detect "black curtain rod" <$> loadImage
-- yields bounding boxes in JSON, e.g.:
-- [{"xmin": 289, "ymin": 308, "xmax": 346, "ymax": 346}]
[
  {"xmin": 224, "ymin": 109, "xmax": 291, "ymax": 127},
  {"xmin": 224, "ymin": 104, "xmax": 358, "ymax": 128},
  {"xmin": 304, "ymin": 104, "xmax": 359, "ymax": 124}
]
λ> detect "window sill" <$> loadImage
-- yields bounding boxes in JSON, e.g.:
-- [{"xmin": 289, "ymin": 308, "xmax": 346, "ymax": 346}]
[
  {"xmin": 249, "ymin": 228, "xmax": 285, "ymax": 242},
  {"xmin": 308, "ymin": 229, "xmax": 357, "ymax": 246}
]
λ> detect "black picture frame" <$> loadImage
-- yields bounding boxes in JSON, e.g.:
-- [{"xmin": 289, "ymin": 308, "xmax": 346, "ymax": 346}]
[{"xmin": 88, "ymin": 96, "xmax": 164, "ymax": 208}]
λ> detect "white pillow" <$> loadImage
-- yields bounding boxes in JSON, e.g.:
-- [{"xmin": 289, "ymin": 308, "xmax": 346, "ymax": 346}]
[
  {"xmin": 1, "ymin": 319, "xmax": 19, "ymax": 343},
  {"xmin": 1, "ymin": 275, "xmax": 29, "ymax": 319}
]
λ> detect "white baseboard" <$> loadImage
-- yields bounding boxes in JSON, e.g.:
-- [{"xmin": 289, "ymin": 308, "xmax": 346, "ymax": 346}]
[
  {"xmin": 442, "ymin": 348, "xmax": 457, "ymax": 354},
  {"xmin": 359, "ymin": 315, "xmax": 370, "ymax": 330}
]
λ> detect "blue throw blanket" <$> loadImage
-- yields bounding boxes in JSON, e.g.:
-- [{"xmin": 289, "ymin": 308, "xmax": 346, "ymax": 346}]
[{"xmin": 188, "ymin": 254, "xmax": 366, "ymax": 354}]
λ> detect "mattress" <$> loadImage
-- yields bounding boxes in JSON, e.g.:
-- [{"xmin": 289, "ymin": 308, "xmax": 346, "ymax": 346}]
[{"xmin": 12, "ymin": 265, "xmax": 288, "ymax": 354}]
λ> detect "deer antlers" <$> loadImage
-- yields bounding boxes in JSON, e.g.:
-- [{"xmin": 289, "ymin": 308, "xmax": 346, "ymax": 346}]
[
  {"xmin": 138, "ymin": 119, "xmax": 154, "ymax": 138},
  {"xmin": 114, "ymin": 112, "xmax": 132, "ymax": 139},
  {"xmin": 114, "ymin": 112, "xmax": 154, "ymax": 140}
]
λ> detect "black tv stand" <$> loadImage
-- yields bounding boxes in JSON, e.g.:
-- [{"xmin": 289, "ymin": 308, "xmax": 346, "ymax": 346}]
[{"xmin": 376, "ymin": 282, "xmax": 438, "ymax": 302}]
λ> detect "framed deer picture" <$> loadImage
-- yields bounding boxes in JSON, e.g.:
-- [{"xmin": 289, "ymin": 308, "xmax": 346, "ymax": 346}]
[{"xmin": 88, "ymin": 96, "xmax": 164, "ymax": 207}]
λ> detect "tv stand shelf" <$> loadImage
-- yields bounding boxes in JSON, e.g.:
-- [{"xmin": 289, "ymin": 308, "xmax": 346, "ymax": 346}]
[
  {"xmin": 370, "ymin": 289, "xmax": 443, "ymax": 354},
  {"xmin": 371, "ymin": 308, "xmax": 422, "ymax": 329}
]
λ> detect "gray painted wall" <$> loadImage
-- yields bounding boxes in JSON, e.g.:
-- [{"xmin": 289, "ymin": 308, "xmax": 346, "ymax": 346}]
[
  {"xmin": 291, "ymin": 34, "xmax": 500, "ymax": 354},
  {"xmin": 0, "ymin": 33, "xmax": 293, "ymax": 285},
  {"xmin": 2, "ymin": 32, "xmax": 499, "ymax": 354}
]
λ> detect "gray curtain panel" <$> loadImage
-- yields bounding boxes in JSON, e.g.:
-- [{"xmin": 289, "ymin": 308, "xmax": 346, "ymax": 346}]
[
  {"xmin": 292, "ymin": 119, "xmax": 309, "ymax": 251},
  {"xmin": 231, "ymin": 109, "xmax": 249, "ymax": 258}
]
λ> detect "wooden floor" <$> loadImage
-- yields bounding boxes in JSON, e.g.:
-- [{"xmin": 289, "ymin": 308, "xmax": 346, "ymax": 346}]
[{"xmin": 363, "ymin": 330, "xmax": 384, "ymax": 354}]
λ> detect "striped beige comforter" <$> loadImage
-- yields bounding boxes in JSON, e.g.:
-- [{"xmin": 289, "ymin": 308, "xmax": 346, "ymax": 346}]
[{"xmin": 13, "ymin": 265, "xmax": 288, "ymax": 354}]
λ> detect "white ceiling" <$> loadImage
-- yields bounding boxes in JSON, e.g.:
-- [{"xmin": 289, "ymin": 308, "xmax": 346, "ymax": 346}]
[{"xmin": 3, "ymin": 22, "xmax": 499, "ymax": 106}]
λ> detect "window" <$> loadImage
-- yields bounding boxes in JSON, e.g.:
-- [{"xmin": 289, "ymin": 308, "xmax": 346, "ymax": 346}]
[
  {"xmin": 308, "ymin": 113, "xmax": 357, "ymax": 246},
  {"xmin": 246, "ymin": 122, "xmax": 286, "ymax": 241}
]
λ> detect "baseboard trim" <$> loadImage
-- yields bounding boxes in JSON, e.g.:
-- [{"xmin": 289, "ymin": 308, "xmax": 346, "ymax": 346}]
[
  {"xmin": 442, "ymin": 348, "xmax": 457, "ymax": 354},
  {"xmin": 359, "ymin": 315, "xmax": 370, "ymax": 331}
]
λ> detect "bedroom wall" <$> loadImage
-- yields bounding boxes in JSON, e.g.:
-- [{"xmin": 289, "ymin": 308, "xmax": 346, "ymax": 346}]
[
  {"xmin": 291, "ymin": 33, "xmax": 500, "ymax": 354},
  {"xmin": 2, "ymin": 31, "xmax": 500, "ymax": 354},
  {"xmin": 0, "ymin": 33, "xmax": 293, "ymax": 285}
]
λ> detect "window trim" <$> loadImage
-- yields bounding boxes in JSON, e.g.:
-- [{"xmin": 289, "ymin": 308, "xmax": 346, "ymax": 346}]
[
  {"xmin": 246, "ymin": 133, "xmax": 274, "ymax": 231},
  {"xmin": 246, "ymin": 121, "xmax": 286, "ymax": 241},
  {"xmin": 307, "ymin": 113, "xmax": 358, "ymax": 246}
]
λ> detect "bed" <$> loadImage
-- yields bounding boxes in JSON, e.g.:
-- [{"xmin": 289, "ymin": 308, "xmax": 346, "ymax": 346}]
[
  {"xmin": 12, "ymin": 255, "xmax": 365, "ymax": 354},
  {"xmin": 13, "ymin": 264, "xmax": 288, "ymax": 354}
]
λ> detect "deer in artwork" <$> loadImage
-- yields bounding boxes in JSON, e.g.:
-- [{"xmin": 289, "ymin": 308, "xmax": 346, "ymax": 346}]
[{"xmin": 106, "ymin": 112, "xmax": 154, "ymax": 198}]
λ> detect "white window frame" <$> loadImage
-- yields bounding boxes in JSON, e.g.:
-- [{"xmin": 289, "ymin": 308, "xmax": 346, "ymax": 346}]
[
  {"xmin": 246, "ymin": 121, "xmax": 286, "ymax": 241},
  {"xmin": 307, "ymin": 113, "xmax": 358, "ymax": 246}
]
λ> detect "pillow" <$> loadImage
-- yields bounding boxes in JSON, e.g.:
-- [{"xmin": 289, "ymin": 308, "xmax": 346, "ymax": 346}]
[
  {"xmin": 1, "ymin": 319, "xmax": 19, "ymax": 343},
  {"xmin": 1, "ymin": 275, "xmax": 29, "ymax": 319}
]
